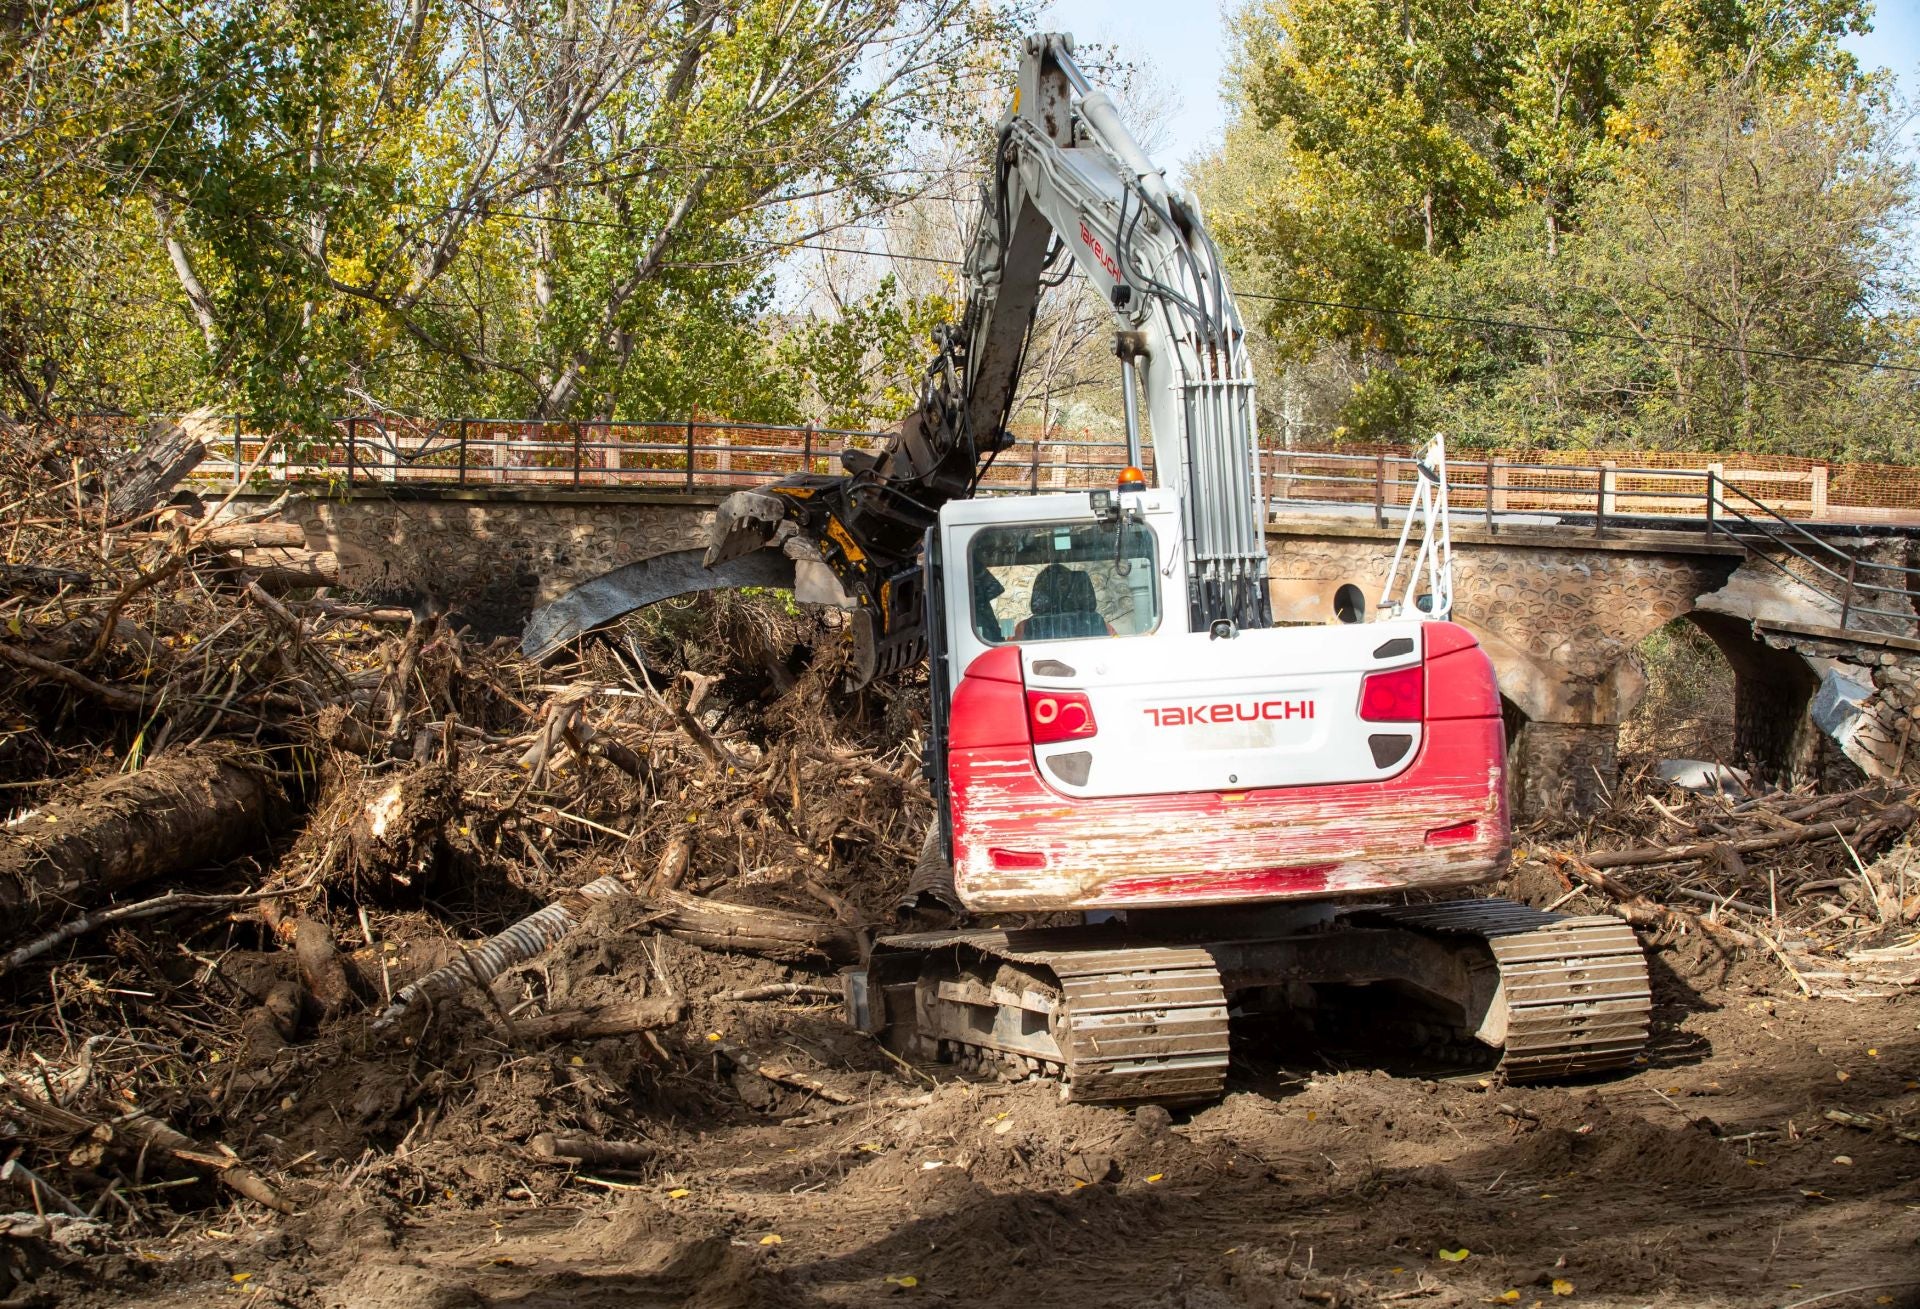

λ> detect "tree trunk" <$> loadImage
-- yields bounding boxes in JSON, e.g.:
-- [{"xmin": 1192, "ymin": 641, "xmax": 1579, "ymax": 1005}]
[
  {"xmin": 222, "ymin": 547, "xmax": 342, "ymax": 591},
  {"xmin": 649, "ymin": 888, "xmax": 862, "ymax": 965},
  {"xmin": 104, "ymin": 417, "xmax": 207, "ymax": 524},
  {"xmin": 0, "ymin": 750, "xmax": 279, "ymax": 937}
]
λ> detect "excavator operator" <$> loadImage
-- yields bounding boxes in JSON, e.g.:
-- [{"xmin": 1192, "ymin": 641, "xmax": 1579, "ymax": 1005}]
[{"xmin": 1013, "ymin": 564, "xmax": 1114, "ymax": 640}]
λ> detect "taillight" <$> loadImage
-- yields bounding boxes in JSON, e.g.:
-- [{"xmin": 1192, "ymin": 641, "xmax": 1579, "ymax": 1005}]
[
  {"xmin": 1359, "ymin": 665, "xmax": 1424, "ymax": 722},
  {"xmin": 1026, "ymin": 689, "xmax": 1097, "ymax": 744}
]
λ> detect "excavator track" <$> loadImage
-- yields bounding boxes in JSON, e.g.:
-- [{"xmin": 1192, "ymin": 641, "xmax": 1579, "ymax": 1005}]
[
  {"xmin": 853, "ymin": 900, "xmax": 1651, "ymax": 1105},
  {"xmin": 871, "ymin": 928, "xmax": 1232, "ymax": 1104},
  {"xmin": 1350, "ymin": 901, "xmax": 1653, "ymax": 1081}
]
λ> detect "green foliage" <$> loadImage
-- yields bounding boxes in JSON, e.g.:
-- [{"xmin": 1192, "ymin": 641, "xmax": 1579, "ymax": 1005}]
[
  {"xmin": 0, "ymin": 0, "xmax": 1022, "ymax": 429},
  {"xmin": 1201, "ymin": 0, "xmax": 1918, "ymax": 457},
  {"xmin": 778, "ymin": 274, "xmax": 959, "ymax": 430},
  {"xmin": 1421, "ymin": 74, "xmax": 1920, "ymax": 458}
]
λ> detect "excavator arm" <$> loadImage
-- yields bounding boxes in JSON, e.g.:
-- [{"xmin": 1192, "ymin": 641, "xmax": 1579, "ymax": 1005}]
[{"xmin": 523, "ymin": 33, "xmax": 1272, "ymax": 681}]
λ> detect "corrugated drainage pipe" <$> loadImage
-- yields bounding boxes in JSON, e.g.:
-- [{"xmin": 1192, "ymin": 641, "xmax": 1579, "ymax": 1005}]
[{"xmin": 370, "ymin": 874, "xmax": 629, "ymax": 1032}]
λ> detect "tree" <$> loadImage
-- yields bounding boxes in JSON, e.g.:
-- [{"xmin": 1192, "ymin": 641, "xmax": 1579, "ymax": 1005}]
[
  {"xmin": 1422, "ymin": 68, "xmax": 1919, "ymax": 459},
  {"xmin": 2, "ymin": 0, "xmax": 1028, "ymax": 429},
  {"xmin": 1202, "ymin": 0, "xmax": 1884, "ymax": 444}
]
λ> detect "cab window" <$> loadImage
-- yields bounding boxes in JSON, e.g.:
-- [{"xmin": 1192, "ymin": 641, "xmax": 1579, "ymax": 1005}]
[{"xmin": 968, "ymin": 520, "xmax": 1160, "ymax": 645}]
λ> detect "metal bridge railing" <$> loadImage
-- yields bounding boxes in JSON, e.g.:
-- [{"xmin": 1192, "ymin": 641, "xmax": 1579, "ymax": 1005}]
[
  {"xmin": 1264, "ymin": 447, "xmax": 1919, "ymax": 640},
  {"xmin": 171, "ymin": 416, "xmax": 1915, "ymax": 641}
]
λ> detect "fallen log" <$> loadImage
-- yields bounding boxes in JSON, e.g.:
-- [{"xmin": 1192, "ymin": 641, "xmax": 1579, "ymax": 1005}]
[
  {"xmin": 650, "ymin": 888, "xmax": 862, "ymax": 966},
  {"xmin": 223, "ymin": 547, "xmax": 341, "ymax": 591},
  {"xmin": 104, "ymin": 418, "xmax": 205, "ymax": 524},
  {"xmin": 529, "ymin": 1132, "xmax": 657, "ymax": 1167},
  {"xmin": 0, "ymin": 749, "xmax": 280, "ymax": 936},
  {"xmin": 191, "ymin": 521, "xmax": 306, "ymax": 549},
  {"xmin": 512, "ymin": 997, "xmax": 685, "ymax": 1043}
]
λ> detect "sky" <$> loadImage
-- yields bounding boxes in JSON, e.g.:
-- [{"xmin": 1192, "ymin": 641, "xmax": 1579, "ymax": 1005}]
[{"xmin": 1036, "ymin": 0, "xmax": 1920, "ymax": 173}]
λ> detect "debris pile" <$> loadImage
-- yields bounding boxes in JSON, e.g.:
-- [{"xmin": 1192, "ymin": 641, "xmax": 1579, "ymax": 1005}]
[
  {"xmin": 0, "ymin": 420, "xmax": 1917, "ymax": 1306},
  {"xmin": 1510, "ymin": 771, "xmax": 1919, "ymax": 996},
  {"xmin": 0, "ymin": 422, "xmax": 931, "ymax": 1291}
]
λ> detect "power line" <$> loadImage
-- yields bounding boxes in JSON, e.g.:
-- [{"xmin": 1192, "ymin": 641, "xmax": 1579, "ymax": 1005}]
[{"xmin": 399, "ymin": 201, "xmax": 1920, "ymax": 376}]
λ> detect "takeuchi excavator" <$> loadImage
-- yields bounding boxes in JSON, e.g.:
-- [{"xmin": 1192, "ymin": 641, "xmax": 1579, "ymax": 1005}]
[{"xmin": 550, "ymin": 33, "xmax": 1654, "ymax": 1103}]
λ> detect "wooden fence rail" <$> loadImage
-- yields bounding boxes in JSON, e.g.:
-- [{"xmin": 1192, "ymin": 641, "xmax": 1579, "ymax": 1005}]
[{"xmin": 136, "ymin": 414, "xmax": 1919, "ymax": 529}]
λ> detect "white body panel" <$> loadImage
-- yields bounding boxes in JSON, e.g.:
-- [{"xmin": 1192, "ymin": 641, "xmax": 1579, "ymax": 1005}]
[{"xmin": 939, "ymin": 492, "xmax": 1426, "ymax": 800}]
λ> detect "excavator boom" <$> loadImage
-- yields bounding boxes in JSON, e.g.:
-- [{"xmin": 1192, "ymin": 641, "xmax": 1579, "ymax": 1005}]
[{"xmin": 703, "ymin": 32, "xmax": 1270, "ymax": 684}]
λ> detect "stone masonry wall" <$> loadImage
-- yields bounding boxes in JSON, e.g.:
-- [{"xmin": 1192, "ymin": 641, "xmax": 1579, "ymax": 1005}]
[
  {"xmin": 1267, "ymin": 529, "xmax": 1739, "ymax": 725},
  {"xmin": 287, "ymin": 493, "xmax": 714, "ymax": 636}
]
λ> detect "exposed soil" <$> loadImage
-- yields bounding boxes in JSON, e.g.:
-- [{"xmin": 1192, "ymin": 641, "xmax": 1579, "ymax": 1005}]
[
  {"xmin": 3, "ymin": 427, "xmax": 1915, "ymax": 1309},
  {"xmin": 26, "ymin": 913, "xmax": 1916, "ymax": 1309}
]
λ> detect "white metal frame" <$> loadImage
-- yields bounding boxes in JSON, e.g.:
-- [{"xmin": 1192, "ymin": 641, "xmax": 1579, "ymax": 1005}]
[{"xmin": 1377, "ymin": 435, "xmax": 1455, "ymax": 622}]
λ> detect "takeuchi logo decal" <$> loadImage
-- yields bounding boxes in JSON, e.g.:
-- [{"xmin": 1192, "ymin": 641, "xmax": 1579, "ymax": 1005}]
[
  {"xmin": 1144, "ymin": 700, "xmax": 1315, "ymax": 727},
  {"xmin": 1079, "ymin": 218, "xmax": 1121, "ymax": 283}
]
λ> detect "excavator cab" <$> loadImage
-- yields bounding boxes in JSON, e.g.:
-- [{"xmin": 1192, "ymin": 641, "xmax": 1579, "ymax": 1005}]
[{"xmin": 955, "ymin": 496, "xmax": 1164, "ymax": 653}]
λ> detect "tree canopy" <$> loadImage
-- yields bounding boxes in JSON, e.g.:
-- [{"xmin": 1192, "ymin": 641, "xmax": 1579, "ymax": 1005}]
[
  {"xmin": 1195, "ymin": 0, "xmax": 1920, "ymax": 459},
  {"xmin": 0, "ymin": 0, "xmax": 1024, "ymax": 428}
]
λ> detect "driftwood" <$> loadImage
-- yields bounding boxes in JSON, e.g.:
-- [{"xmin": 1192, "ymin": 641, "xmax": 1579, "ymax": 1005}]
[
  {"xmin": 0, "ymin": 749, "xmax": 280, "ymax": 936},
  {"xmin": 716, "ymin": 983, "xmax": 841, "ymax": 1002},
  {"xmin": 0, "ymin": 885, "xmax": 309, "ymax": 979},
  {"xmin": 223, "ymin": 547, "xmax": 342, "ymax": 591},
  {"xmin": 648, "ymin": 836, "xmax": 690, "ymax": 894},
  {"xmin": 103, "ymin": 419, "xmax": 205, "ymax": 523},
  {"xmin": 710, "ymin": 1037, "xmax": 856, "ymax": 1104},
  {"xmin": 0, "ymin": 640, "xmax": 151, "ymax": 711},
  {"xmin": 1583, "ymin": 807, "xmax": 1915, "ymax": 871},
  {"xmin": 113, "ymin": 1111, "xmax": 290, "ymax": 1213},
  {"xmin": 1555, "ymin": 855, "xmax": 1754, "ymax": 944},
  {"xmin": 529, "ymin": 1133, "xmax": 657, "ymax": 1167},
  {"xmin": 511, "ymin": 997, "xmax": 685, "ymax": 1043},
  {"xmin": 0, "ymin": 563, "xmax": 91, "ymax": 596},
  {"xmin": 291, "ymin": 918, "xmax": 355, "ymax": 1018},
  {"xmin": 781, "ymin": 1093, "xmax": 934, "ymax": 1128},
  {"xmin": 648, "ymin": 888, "xmax": 862, "ymax": 965},
  {"xmin": 293, "ymin": 598, "xmax": 415, "ymax": 624},
  {"xmin": 178, "ymin": 521, "xmax": 307, "ymax": 550}
]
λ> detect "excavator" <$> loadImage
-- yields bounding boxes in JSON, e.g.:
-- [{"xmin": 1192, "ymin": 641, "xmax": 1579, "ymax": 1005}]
[{"xmin": 529, "ymin": 33, "xmax": 1653, "ymax": 1104}]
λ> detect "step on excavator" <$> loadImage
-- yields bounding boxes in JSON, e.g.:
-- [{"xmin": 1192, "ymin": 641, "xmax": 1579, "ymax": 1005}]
[{"xmin": 556, "ymin": 33, "xmax": 1653, "ymax": 1103}]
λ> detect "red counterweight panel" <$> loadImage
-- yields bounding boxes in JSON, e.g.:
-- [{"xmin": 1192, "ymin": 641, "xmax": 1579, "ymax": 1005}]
[{"xmin": 944, "ymin": 625, "xmax": 1510, "ymax": 913}]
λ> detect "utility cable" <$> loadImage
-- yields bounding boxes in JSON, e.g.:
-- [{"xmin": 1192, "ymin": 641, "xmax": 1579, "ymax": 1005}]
[{"xmin": 382, "ymin": 199, "xmax": 1920, "ymax": 376}]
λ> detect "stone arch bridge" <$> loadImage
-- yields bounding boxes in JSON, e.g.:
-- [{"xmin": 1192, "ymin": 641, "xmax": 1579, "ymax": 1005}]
[{"xmin": 254, "ymin": 485, "xmax": 1920, "ymax": 817}]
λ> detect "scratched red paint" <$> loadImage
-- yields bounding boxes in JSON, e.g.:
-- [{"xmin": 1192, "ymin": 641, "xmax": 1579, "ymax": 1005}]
[{"xmin": 947, "ymin": 625, "xmax": 1510, "ymax": 912}]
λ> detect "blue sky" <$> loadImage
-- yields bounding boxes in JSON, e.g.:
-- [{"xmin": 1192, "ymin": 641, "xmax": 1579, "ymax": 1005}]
[{"xmin": 1037, "ymin": 0, "xmax": 1920, "ymax": 171}]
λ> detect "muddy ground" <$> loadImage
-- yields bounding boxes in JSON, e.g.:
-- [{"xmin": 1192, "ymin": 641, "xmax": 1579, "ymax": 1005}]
[
  {"xmin": 34, "ymin": 917, "xmax": 1913, "ymax": 1309},
  {"xmin": 3, "ymin": 430, "xmax": 1914, "ymax": 1309}
]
